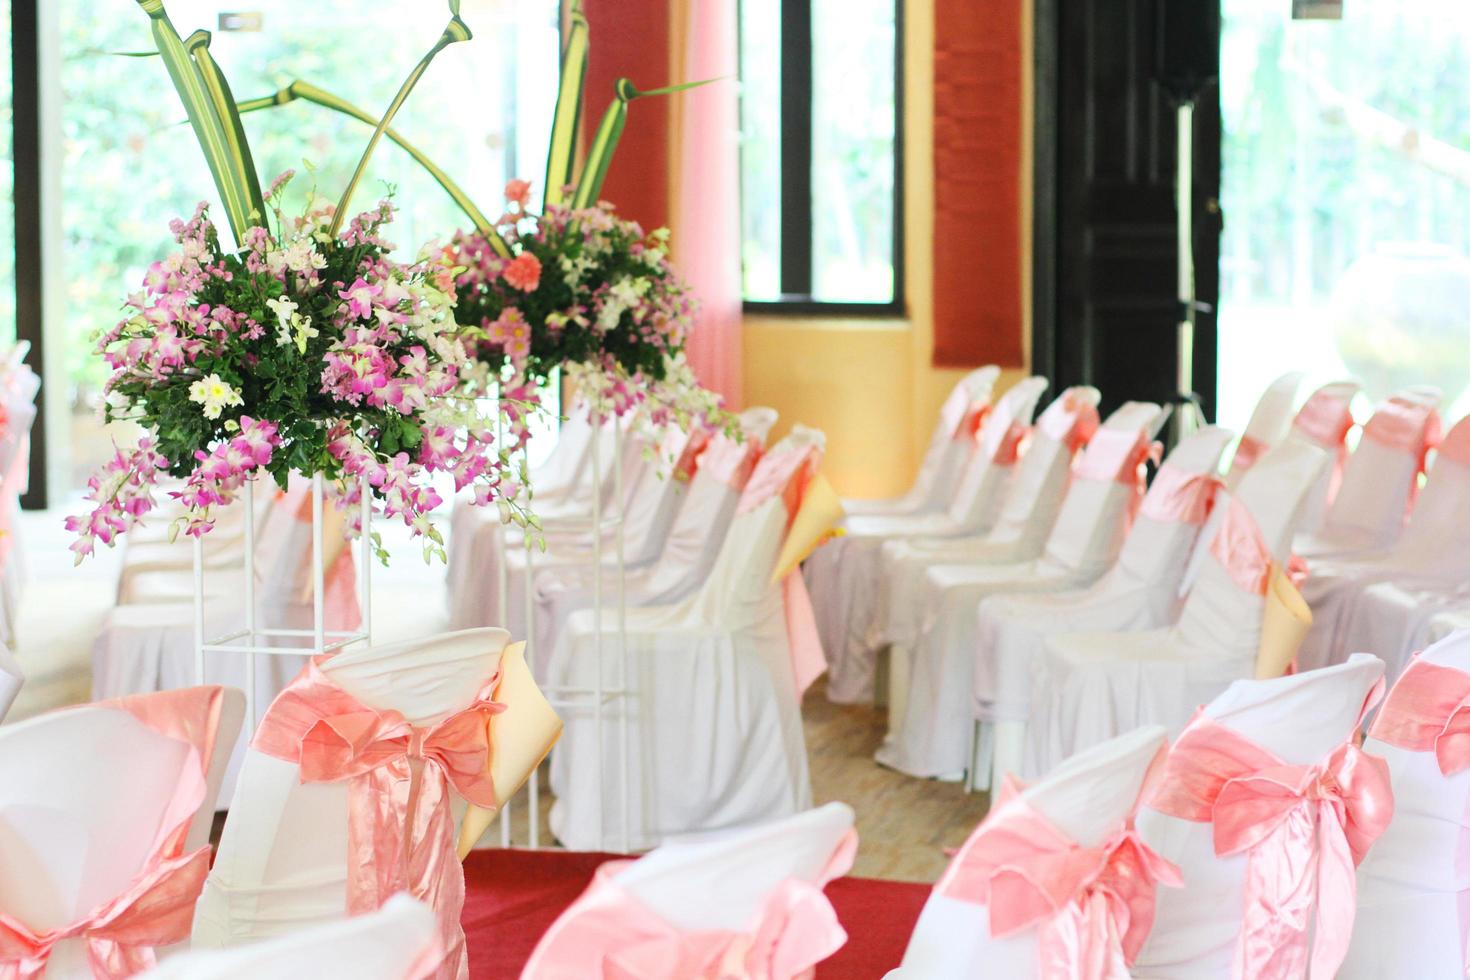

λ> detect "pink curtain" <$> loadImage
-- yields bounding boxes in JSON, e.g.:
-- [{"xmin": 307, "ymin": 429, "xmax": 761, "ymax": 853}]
[{"xmin": 673, "ymin": 0, "xmax": 744, "ymax": 407}]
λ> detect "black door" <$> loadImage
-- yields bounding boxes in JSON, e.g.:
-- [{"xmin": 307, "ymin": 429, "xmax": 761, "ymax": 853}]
[{"xmin": 1033, "ymin": 0, "xmax": 1222, "ymax": 423}]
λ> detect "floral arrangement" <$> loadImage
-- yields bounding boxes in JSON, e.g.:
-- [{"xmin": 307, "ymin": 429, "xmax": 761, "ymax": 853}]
[
  {"xmin": 447, "ymin": 182, "xmax": 727, "ymax": 434},
  {"xmin": 67, "ymin": 175, "xmax": 534, "ymax": 563}
]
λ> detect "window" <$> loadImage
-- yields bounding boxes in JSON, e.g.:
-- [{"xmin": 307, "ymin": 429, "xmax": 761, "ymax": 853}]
[{"xmin": 739, "ymin": 0, "xmax": 903, "ymax": 313}]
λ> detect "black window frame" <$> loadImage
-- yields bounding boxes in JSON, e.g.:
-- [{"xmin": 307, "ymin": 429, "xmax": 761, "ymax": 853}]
[{"xmin": 739, "ymin": 0, "xmax": 906, "ymax": 318}]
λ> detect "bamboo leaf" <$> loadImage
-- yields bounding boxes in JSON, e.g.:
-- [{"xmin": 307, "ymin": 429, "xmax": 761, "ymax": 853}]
[
  {"xmin": 571, "ymin": 76, "xmax": 719, "ymax": 209},
  {"xmin": 543, "ymin": 2, "xmax": 589, "ymax": 208},
  {"xmin": 134, "ymin": 0, "xmax": 259, "ymax": 243},
  {"xmin": 237, "ymin": 80, "xmax": 509, "ymax": 256},
  {"xmin": 330, "ymin": 7, "xmax": 473, "ymax": 237},
  {"xmin": 185, "ymin": 31, "xmax": 265, "ymax": 227}
]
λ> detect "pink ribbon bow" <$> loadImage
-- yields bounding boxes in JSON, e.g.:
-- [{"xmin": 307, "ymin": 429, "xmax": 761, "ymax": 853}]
[
  {"xmin": 1147, "ymin": 700, "xmax": 1393, "ymax": 980},
  {"xmin": 954, "ymin": 401, "xmax": 992, "ymax": 441},
  {"xmin": 937, "ymin": 768, "xmax": 1181, "ymax": 980},
  {"xmin": 522, "ymin": 830, "xmax": 857, "ymax": 980},
  {"xmin": 1292, "ymin": 390, "xmax": 1356, "ymax": 505},
  {"xmin": 0, "ymin": 686, "xmax": 224, "ymax": 980},
  {"xmin": 1229, "ymin": 433, "xmax": 1269, "ymax": 476},
  {"xmin": 1209, "ymin": 497, "xmax": 1272, "ymax": 596},
  {"xmin": 1139, "ymin": 464, "xmax": 1222, "ymax": 526},
  {"xmin": 254, "ymin": 661, "xmax": 505, "ymax": 980},
  {"xmin": 1369, "ymin": 655, "xmax": 1470, "ymax": 775},
  {"xmin": 1038, "ymin": 393, "xmax": 1102, "ymax": 454},
  {"xmin": 1074, "ymin": 429, "xmax": 1164, "ymax": 529},
  {"xmin": 672, "ymin": 428, "xmax": 714, "ymax": 484}
]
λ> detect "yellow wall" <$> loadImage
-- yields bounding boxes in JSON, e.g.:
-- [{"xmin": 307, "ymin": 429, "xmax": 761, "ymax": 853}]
[{"xmin": 740, "ymin": 0, "xmax": 1033, "ymax": 498}]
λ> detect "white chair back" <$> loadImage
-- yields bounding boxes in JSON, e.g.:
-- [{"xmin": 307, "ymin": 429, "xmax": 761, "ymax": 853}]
[
  {"xmin": 0, "ymin": 642, "xmax": 22, "ymax": 722},
  {"xmin": 1286, "ymin": 379, "xmax": 1361, "ymax": 533},
  {"xmin": 1042, "ymin": 401, "xmax": 1169, "ymax": 574},
  {"xmin": 1224, "ymin": 371, "xmax": 1304, "ymax": 487},
  {"xmin": 943, "ymin": 376, "xmax": 1049, "ymax": 529},
  {"xmin": 877, "ymin": 366, "xmax": 1000, "ymax": 515},
  {"xmin": 0, "ymin": 687, "xmax": 243, "ymax": 977},
  {"xmin": 616, "ymin": 802, "xmax": 855, "ymax": 932},
  {"xmin": 1343, "ymin": 630, "xmax": 1470, "ymax": 979},
  {"xmin": 1378, "ymin": 415, "xmax": 1470, "ymax": 572},
  {"xmin": 891, "ymin": 726, "xmax": 1168, "ymax": 979},
  {"xmin": 1317, "ymin": 387, "xmax": 1442, "ymax": 549},
  {"xmin": 1174, "ymin": 438, "xmax": 1330, "ymax": 660},
  {"xmin": 1133, "ymin": 654, "xmax": 1384, "ymax": 977},
  {"xmin": 982, "ymin": 386, "xmax": 1101, "ymax": 555},
  {"xmin": 195, "ymin": 629, "xmax": 508, "ymax": 948}
]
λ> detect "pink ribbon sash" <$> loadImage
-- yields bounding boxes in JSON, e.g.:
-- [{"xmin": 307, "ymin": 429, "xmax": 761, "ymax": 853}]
[
  {"xmin": 1369, "ymin": 655, "xmax": 1470, "ymax": 775},
  {"xmin": 524, "ymin": 831, "xmax": 857, "ymax": 979},
  {"xmin": 937, "ymin": 760, "xmax": 1180, "ymax": 980},
  {"xmin": 1292, "ymin": 390, "xmax": 1356, "ymax": 504},
  {"xmin": 253, "ymin": 660, "xmax": 505, "ymax": 980},
  {"xmin": 1139, "ymin": 464, "xmax": 1221, "ymax": 526},
  {"xmin": 0, "ymin": 686, "xmax": 224, "ymax": 980},
  {"xmin": 736, "ymin": 447, "xmax": 817, "ymax": 518},
  {"xmin": 1229, "ymin": 433, "xmax": 1269, "ymax": 476},
  {"xmin": 1074, "ymin": 429, "xmax": 1163, "ymax": 528},
  {"xmin": 671, "ymin": 428, "xmax": 714, "ymax": 484},
  {"xmin": 699, "ymin": 434, "xmax": 763, "ymax": 491},
  {"xmin": 1208, "ymin": 497, "xmax": 1272, "ymax": 596},
  {"xmin": 954, "ymin": 401, "xmax": 992, "ymax": 441},
  {"xmin": 1037, "ymin": 392, "xmax": 1101, "ymax": 454},
  {"xmin": 1146, "ymin": 699, "xmax": 1392, "ymax": 980}
]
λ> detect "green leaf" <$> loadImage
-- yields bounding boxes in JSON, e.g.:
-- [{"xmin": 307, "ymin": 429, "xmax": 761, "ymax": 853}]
[
  {"xmin": 185, "ymin": 31, "xmax": 265, "ymax": 226},
  {"xmin": 571, "ymin": 76, "xmax": 720, "ymax": 209},
  {"xmin": 237, "ymin": 80, "xmax": 508, "ymax": 255},
  {"xmin": 134, "ymin": 0, "xmax": 264, "ymax": 244},
  {"xmin": 330, "ymin": 5, "xmax": 473, "ymax": 236},
  {"xmin": 543, "ymin": 2, "xmax": 589, "ymax": 208}
]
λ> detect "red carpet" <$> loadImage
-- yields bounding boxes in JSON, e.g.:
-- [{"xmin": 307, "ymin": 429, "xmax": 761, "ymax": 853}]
[{"xmin": 462, "ymin": 849, "xmax": 930, "ymax": 978}]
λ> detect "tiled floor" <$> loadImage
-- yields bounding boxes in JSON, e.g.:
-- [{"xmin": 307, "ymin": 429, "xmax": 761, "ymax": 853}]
[{"xmin": 8, "ymin": 504, "xmax": 989, "ymax": 883}]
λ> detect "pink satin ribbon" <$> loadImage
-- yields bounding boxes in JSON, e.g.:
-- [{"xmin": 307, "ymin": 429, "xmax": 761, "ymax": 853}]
[
  {"xmin": 523, "ymin": 830, "xmax": 857, "ymax": 979},
  {"xmin": 1208, "ymin": 497, "xmax": 1272, "ymax": 596},
  {"xmin": 699, "ymin": 434, "xmax": 763, "ymax": 491},
  {"xmin": 1037, "ymin": 393, "xmax": 1102, "ymax": 453},
  {"xmin": 253, "ymin": 660, "xmax": 505, "ymax": 980},
  {"xmin": 1139, "ymin": 464, "xmax": 1222, "ymax": 526},
  {"xmin": 1230, "ymin": 433, "xmax": 1269, "ymax": 476},
  {"xmin": 1362, "ymin": 397, "xmax": 1441, "ymax": 458},
  {"xmin": 736, "ymin": 447, "xmax": 817, "ymax": 518},
  {"xmin": 1369, "ymin": 655, "xmax": 1470, "ymax": 774},
  {"xmin": 937, "ymin": 753, "xmax": 1180, "ymax": 980},
  {"xmin": 1146, "ymin": 694, "xmax": 1392, "ymax": 980},
  {"xmin": 954, "ymin": 401, "xmax": 991, "ymax": 441},
  {"xmin": 1074, "ymin": 429, "xmax": 1163, "ymax": 529},
  {"xmin": 0, "ymin": 686, "xmax": 224, "ymax": 980},
  {"xmin": 1436, "ymin": 419, "xmax": 1470, "ymax": 471},
  {"xmin": 985, "ymin": 421, "xmax": 1030, "ymax": 466},
  {"xmin": 672, "ymin": 428, "xmax": 714, "ymax": 483},
  {"xmin": 1292, "ymin": 390, "xmax": 1356, "ymax": 449}
]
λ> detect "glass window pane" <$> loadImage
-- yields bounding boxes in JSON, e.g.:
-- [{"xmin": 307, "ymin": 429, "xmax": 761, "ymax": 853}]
[
  {"xmin": 739, "ymin": 0, "xmax": 782, "ymax": 301},
  {"xmin": 811, "ymin": 0, "xmax": 894, "ymax": 303},
  {"xmin": 0, "ymin": 0, "xmax": 12, "ymax": 346}
]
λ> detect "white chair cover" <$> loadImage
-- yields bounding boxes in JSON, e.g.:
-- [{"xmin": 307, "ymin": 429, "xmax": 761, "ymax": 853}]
[
  {"xmin": 887, "ymin": 726, "xmax": 1170, "ymax": 979},
  {"xmin": 972, "ymin": 426, "xmax": 1234, "ymax": 728},
  {"xmin": 141, "ymin": 894, "xmax": 437, "ymax": 980},
  {"xmin": 1131, "ymin": 654, "xmax": 1385, "ymax": 978},
  {"xmin": 546, "ymin": 427, "xmax": 828, "ymax": 850},
  {"xmin": 0, "ymin": 686, "xmax": 243, "ymax": 977},
  {"xmin": 1025, "ymin": 437, "xmax": 1331, "ymax": 776},
  {"xmin": 1296, "ymin": 387, "xmax": 1442, "ymax": 560},
  {"xmin": 876, "ymin": 401, "xmax": 1169, "ymax": 778},
  {"xmin": 1293, "ymin": 414, "xmax": 1470, "ymax": 675},
  {"xmin": 871, "ymin": 386, "xmax": 1105, "ymax": 669},
  {"xmin": 529, "ymin": 420, "xmax": 772, "ymax": 677},
  {"xmin": 843, "ymin": 365, "xmax": 1000, "ymax": 518},
  {"xmin": 1341, "ymin": 631, "xmax": 1470, "ymax": 979},
  {"xmin": 810, "ymin": 376, "xmax": 1049, "ymax": 704},
  {"xmin": 0, "ymin": 641, "xmax": 22, "ymax": 722},
  {"xmin": 1222, "ymin": 371, "xmax": 1303, "ymax": 488},
  {"xmin": 193, "ymin": 629, "xmax": 508, "ymax": 961},
  {"xmin": 1285, "ymin": 379, "xmax": 1361, "ymax": 537}
]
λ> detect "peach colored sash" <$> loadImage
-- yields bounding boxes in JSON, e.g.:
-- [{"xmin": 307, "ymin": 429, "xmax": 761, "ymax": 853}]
[
  {"xmin": 1229, "ymin": 433, "xmax": 1269, "ymax": 476},
  {"xmin": 698, "ymin": 434, "xmax": 762, "ymax": 491},
  {"xmin": 521, "ymin": 830, "xmax": 857, "ymax": 979},
  {"xmin": 954, "ymin": 401, "xmax": 991, "ymax": 441},
  {"xmin": 1363, "ymin": 398, "xmax": 1442, "ymax": 508},
  {"xmin": 253, "ymin": 661, "xmax": 504, "ymax": 980},
  {"xmin": 1208, "ymin": 498, "xmax": 1271, "ymax": 596},
  {"xmin": 1292, "ymin": 390, "xmax": 1355, "ymax": 503},
  {"xmin": 937, "ymin": 756, "xmax": 1179, "ymax": 980},
  {"xmin": 1369, "ymin": 655, "xmax": 1470, "ymax": 775},
  {"xmin": 0, "ymin": 687, "xmax": 224, "ymax": 980},
  {"xmin": 671, "ymin": 429, "xmax": 713, "ymax": 483},
  {"xmin": 1146, "ymin": 689, "xmax": 1391, "ymax": 980},
  {"xmin": 1037, "ymin": 394, "xmax": 1101, "ymax": 454},
  {"xmin": 736, "ymin": 447, "xmax": 817, "ymax": 518},
  {"xmin": 1074, "ymin": 429, "xmax": 1163, "ymax": 528},
  {"xmin": 1139, "ymin": 464, "xmax": 1222, "ymax": 526}
]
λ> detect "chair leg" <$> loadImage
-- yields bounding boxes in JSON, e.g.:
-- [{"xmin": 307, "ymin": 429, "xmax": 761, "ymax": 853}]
[
  {"xmin": 885, "ymin": 645, "xmax": 910, "ymax": 743},
  {"xmin": 990, "ymin": 720, "xmax": 1025, "ymax": 791},
  {"xmin": 966, "ymin": 720, "xmax": 994, "ymax": 793}
]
